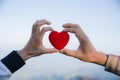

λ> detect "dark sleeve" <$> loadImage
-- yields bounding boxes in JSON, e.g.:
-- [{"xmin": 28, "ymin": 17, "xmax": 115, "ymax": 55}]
[{"xmin": 1, "ymin": 50, "xmax": 25, "ymax": 73}]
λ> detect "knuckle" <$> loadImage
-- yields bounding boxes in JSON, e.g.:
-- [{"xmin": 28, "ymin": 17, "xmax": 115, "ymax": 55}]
[
  {"xmin": 42, "ymin": 27, "xmax": 51, "ymax": 31},
  {"xmin": 75, "ymin": 24, "xmax": 80, "ymax": 27},
  {"xmin": 42, "ymin": 27, "xmax": 46, "ymax": 31},
  {"xmin": 41, "ymin": 27, "xmax": 47, "ymax": 32},
  {"xmin": 42, "ymin": 19, "xmax": 47, "ymax": 22},
  {"xmin": 40, "ymin": 19, "xmax": 47, "ymax": 23},
  {"xmin": 31, "ymin": 36, "xmax": 39, "ymax": 41},
  {"xmin": 34, "ymin": 19, "xmax": 47, "ymax": 26},
  {"xmin": 34, "ymin": 20, "xmax": 39, "ymax": 26}
]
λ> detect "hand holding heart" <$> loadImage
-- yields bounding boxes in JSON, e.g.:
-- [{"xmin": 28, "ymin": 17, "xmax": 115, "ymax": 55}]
[
  {"xmin": 18, "ymin": 19, "xmax": 107, "ymax": 66},
  {"xmin": 60, "ymin": 23, "xmax": 107, "ymax": 65},
  {"xmin": 59, "ymin": 23, "xmax": 97, "ymax": 61},
  {"xmin": 17, "ymin": 19, "xmax": 58, "ymax": 60}
]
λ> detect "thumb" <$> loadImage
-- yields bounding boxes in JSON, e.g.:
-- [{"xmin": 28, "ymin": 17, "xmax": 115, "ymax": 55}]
[
  {"xmin": 46, "ymin": 48, "xmax": 58, "ymax": 53},
  {"xmin": 60, "ymin": 49, "xmax": 76, "ymax": 57}
]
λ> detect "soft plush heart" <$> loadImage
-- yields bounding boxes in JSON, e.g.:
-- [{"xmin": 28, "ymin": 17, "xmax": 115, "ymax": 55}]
[{"xmin": 49, "ymin": 31, "xmax": 69, "ymax": 50}]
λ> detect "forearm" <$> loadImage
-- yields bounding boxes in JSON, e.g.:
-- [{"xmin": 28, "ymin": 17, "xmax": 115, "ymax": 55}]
[{"xmin": 92, "ymin": 52, "xmax": 120, "ymax": 76}]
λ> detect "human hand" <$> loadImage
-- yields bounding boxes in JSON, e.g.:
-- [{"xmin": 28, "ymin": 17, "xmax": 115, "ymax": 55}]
[
  {"xmin": 60, "ymin": 23, "xmax": 107, "ymax": 66},
  {"xmin": 17, "ymin": 19, "xmax": 58, "ymax": 61}
]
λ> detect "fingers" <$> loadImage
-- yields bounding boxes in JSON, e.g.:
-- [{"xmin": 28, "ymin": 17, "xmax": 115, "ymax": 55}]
[
  {"xmin": 62, "ymin": 23, "xmax": 80, "ymax": 33},
  {"xmin": 34, "ymin": 19, "xmax": 51, "ymax": 27},
  {"xmin": 41, "ymin": 27, "xmax": 53, "ymax": 33},
  {"xmin": 38, "ymin": 27, "xmax": 54, "ymax": 45},
  {"xmin": 32, "ymin": 19, "xmax": 51, "ymax": 35},
  {"xmin": 63, "ymin": 28, "xmax": 75, "ymax": 33},
  {"xmin": 39, "ymin": 27, "xmax": 53, "ymax": 39},
  {"xmin": 46, "ymin": 48, "xmax": 58, "ymax": 53},
  {"xmin": 63, "ymin": 23, "xmax": 79, "ymax": 28},
  {"xmin": 63, "ymin": 23, "xmax": 89, "ymax": 42}
]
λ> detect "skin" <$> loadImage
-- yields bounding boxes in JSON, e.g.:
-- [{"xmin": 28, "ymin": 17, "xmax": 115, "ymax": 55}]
[
  {"xmin": 16, "ymin": 20, "xmax": 107, "ymax": 66},
  {"xmin": 60, "ymin": 23, "xmax": 107, "ymax": 66},
  {"xmin": 17, "ymin": 19, "xmax": 58, "ymax": 61}
]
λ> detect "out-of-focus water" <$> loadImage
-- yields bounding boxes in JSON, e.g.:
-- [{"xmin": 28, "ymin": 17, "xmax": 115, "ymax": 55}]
[
  {"xmin": 10, "ymin": 54, "xmax": 120, "ymax": 80},
  {"xmin": 0, "ymin": 52, "xmax": 120, "ymax": 80}
]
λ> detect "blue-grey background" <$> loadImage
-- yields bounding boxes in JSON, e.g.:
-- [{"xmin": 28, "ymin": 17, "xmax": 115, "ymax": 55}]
[{"xmin": 0, "ymin": 0, "xmax": 120, "ymax": 80}]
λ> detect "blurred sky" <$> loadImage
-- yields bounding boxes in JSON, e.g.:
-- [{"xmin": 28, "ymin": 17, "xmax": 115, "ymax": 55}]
[
  {"xmin": 0, "ymin": 0, "xmax": 120, "ymax": 79},
  {"xmin": 0, "ymin": 0, "xmax": 120, "ymax": 54},
  {"xmin": 0, "ymin": 0, "xmax": 120, "ymax": 60}
]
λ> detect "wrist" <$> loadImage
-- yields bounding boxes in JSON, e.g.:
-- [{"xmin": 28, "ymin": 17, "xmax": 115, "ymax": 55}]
[
  {"xmin": 92, "ymin": 51, "xmax": 107, "ymax": 66},
  {"xmin": 17, "ymin": 49, "xmax": 32, "ymax": 61}
]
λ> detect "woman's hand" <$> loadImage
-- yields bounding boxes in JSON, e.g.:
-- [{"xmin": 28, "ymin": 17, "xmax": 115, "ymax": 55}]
[
  {"xmin": 60, "ymin": 23, "xmax": 107, "ymax": 66},
  {"xmin": 17, "ymin": 19, "xmax": 58, "ymax": 61}
]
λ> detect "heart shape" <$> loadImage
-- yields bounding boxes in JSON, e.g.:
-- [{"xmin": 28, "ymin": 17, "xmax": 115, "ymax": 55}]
[{"xmin": 49, "ymin": 31, "xmax": 69, "ymax": 50}]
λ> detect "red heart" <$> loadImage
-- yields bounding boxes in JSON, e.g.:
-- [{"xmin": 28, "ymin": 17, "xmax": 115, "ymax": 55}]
[{"xmin": 49, "ymin": 31, "xmax": 69, "ymax": 50}]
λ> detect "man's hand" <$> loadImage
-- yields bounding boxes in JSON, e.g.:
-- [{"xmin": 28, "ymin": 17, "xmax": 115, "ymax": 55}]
[
  {"xmin": 60, "ymin": 23, "xmax": 107, "ymax": 66},
  {"xmin": 17, "ymin": 19, "xmax": 58, "ymax": 61}
]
